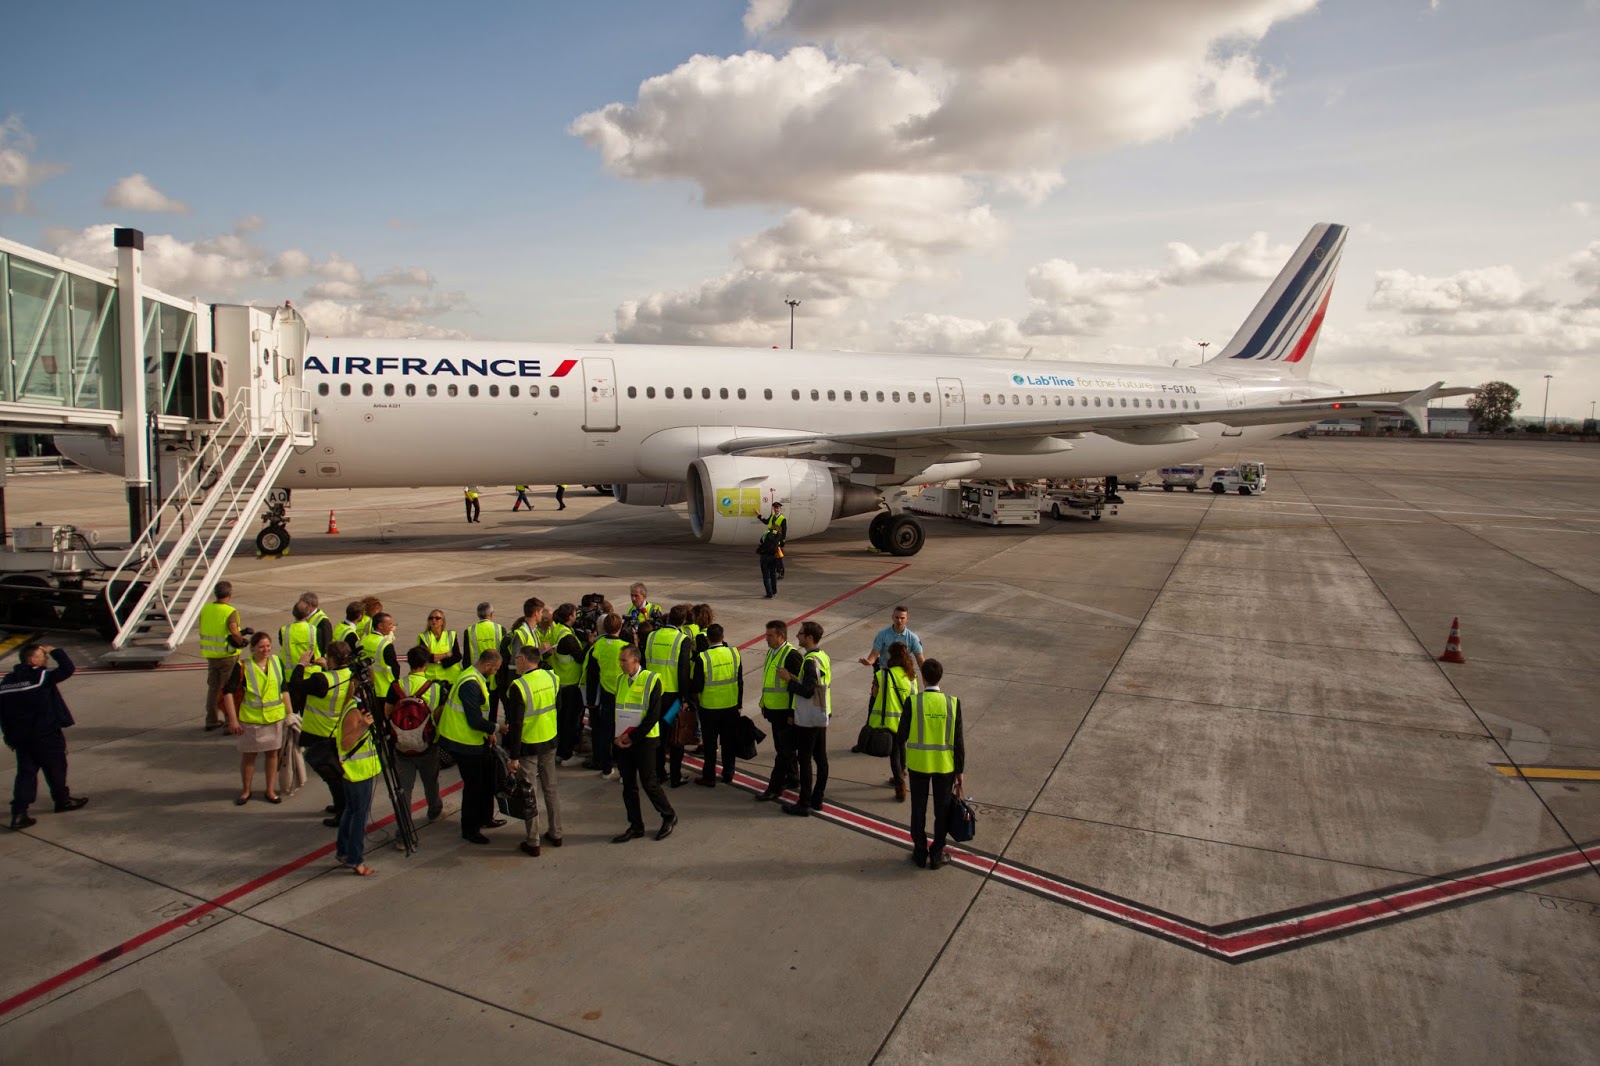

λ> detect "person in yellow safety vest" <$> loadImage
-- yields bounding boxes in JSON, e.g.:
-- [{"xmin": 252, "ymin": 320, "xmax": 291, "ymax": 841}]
[
  {"xmin": 868, "ymin": 642, "xmax": 920, "ymax": 802},
  {"xmin": 775, "ymin": 619, "xmax": 830, "ymax": 817},
  {"xmin": 687, "ymin": 623, "xmax": 742, "ymax": 786},
  {"xmin": 610, "ymin": 645, "xmax": 677, "ymax": 843},
  {"xmin": 503, "ymin": 646, "xmax": 563, "ymax": 856},
  {"xmin": 417, "ymin": 609, "xmax": 462, "ymax": 686},
  {"xmin": 278, "ymin": 601, "xmax": 320, "ymax": 703},
  {"xmin": 758, "ymin": 500, "xmax": 787, "ymax": 543},
  {"xmin": 645, "ymin": 604, "xmax": 697, "ymax": 788},
  {"xmin": 513, "ymin": 484, "xmax": 533, "ymax": 511},
  {"xmin": 555, "ymin": 483, "xmax": 567, "ymax": 510},
  {"xmin": 357, "ymin": 596, "xmax": 383, "ymax": 639},
  {"xmin": 389, "ymin": 645, "xmax": 445, "ymax": 829},
  {"xmin": 333, "ymin": 600, "xmax": 363, "ymax": 652},
  {"xmin": 463, "ymin": 486, "xmax": 481, "ymax": 523},
  {"xmin": 545, "ymin": 604, "xmax": 589, "ymax": 766},
  {"xmin": 462, "ymin": 602, "xmax": 509, "ymax": 720},
  {"xmin": 220, "ymin": 631, "xmax": 288, "ymax": 804},
  {"xmin": 300, "ymin": 592, "xmax": 334, "ymax": 658},
  {"xmin": 582, "ymin": 612, "xmax": 629, "ymax": 781},
  {"xmin": 199, "ymin": 580, "xmax": 249, "ymax": 732},
  {"xmin": 334, "ymin": 674, "xmax": 381, "ymax": 877},
  {"xmin": 755, "ymin": 619, "xmax": 803, "ymax": 802},
  {"xmin": 436, "ymin": 650, "xmax": 503, "ymax": 844},
  {"xmin": 508, "ymin": 597, "xmax": 544, "ymax": 659},
  {"xmin": 896, "ymin": 658, "xmax": 965, "ymax": 870},
  {"xmin": 289, "ymin": 641, "xmax": 358, "ymax": 829},
  {"xmin": 359, "ymin": 613, "xmax": 400, "ymax": 702}
]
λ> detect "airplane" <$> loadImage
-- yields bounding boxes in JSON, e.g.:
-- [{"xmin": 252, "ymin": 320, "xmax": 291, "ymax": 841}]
[{"xmin": 57, "ymin": 222, "xmax": 1462, "ymax": 557}]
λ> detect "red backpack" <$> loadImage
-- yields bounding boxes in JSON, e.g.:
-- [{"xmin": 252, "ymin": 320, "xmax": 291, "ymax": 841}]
[{"xmin": 390, "ymin": 682, "xmax": 436, "ymax": 755}]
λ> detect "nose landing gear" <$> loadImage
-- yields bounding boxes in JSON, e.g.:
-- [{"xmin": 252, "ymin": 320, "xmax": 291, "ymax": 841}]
[{"xmin": 256, "ymin": 491, "xmax": 292, "ymax": 557}]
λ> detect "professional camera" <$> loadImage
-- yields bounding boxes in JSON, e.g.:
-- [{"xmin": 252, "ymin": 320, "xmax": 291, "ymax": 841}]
[{"xmin": 573, "ymin": 591, "xmax": 608, "ymax": 642}]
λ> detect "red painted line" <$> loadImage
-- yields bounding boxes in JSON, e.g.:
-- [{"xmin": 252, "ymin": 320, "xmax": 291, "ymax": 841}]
[
  {"xmin": 737, "ymin": 562, "xmax": 911, "ymax": 650},
  {"xmin": 0, "ymin": 779, "xmax": 463, "ymax": 1020}
]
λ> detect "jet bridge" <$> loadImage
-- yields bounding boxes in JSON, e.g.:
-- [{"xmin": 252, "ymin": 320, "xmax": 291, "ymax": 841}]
[{"xmin": 0, "ymin": 230, "xmax": 315, "ymax": 660}]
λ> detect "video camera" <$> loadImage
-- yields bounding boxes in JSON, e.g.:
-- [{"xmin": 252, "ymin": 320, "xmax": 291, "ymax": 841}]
[{"xmin": 573, "ymin": 592, "xmax": 608, "ymax": 642}]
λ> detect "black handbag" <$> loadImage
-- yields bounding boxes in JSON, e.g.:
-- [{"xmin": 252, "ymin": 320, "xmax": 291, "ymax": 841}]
[
  {"xmin": 736, "ymin": 715, "xmax": 766, "ymax": 761},
  {"xmin": 856, "ymin": 722, "xmax": 894, "ymax": 758},
  {"xmin": 947, "ymin": 790, "xmax": 977, "ymax": 843}
]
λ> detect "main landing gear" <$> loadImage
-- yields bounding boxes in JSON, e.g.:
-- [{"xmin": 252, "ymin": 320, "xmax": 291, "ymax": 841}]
[
  {"xmin": 868, "ymin": 511, "xmax": 925, "ymax": 557},
  {"xmin": 255, "ymin": 490, "xmax": 292, "ymax": 557}
]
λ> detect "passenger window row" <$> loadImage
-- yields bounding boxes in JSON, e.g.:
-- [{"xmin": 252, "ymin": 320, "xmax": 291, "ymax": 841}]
[
  {"xmin": 622, "ymin": 386, "xmax": 937, "ymax": 404},
  {"xmin": 317, "ymin": 382, "xmax": 560, "ymax": 399},
  {"xmin": 979, "ymin": 393, "xmax": 1195, "ymax": 411}
]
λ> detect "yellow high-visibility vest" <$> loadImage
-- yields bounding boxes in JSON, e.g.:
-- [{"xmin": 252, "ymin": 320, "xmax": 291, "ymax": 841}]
[
  {"xmin": 238, "ymin": 657, "xmax": 287, "ymax": 725},
  {"xmin": 302, "ymin": 666, "xmax": 353, "ymax": 739},
  {"xmin": 617, "ymin": 669, "xmax": 662, "ymax": 739},
  {"xmin": 905, "ymin": 691, "xmax": 958, "ymax": 775},
  {"xmin": 437, "ymin": 669, "xmax": 490, "ymax": 746},
  {"xmin": 463, "ymin": 620, "xmax": 506, "ymax": 691},
  {"xmin": 337, "ymin": 703, "xmax": 381, "ymax": 783},
  {"xmin": 514, "ymin": 669, "xmax": 559, "ymax": 745},
  {"xmin": 417, "ymin": 629, "xmax": 460, "ymax": 685},
  {"xmin": 587, "ymin": 636, "xmax": 627, "ymax": 695},
  {"xmin": 359, "ymin": 632, "xmax": 396, "ymax": 696},
  {"xmin": 199, "ymin": 602, "xmax": 239, "ymax": 659},
  {"xmin": 697, "ymin": 645, "xmax": 741, "ymax": 710},
  {"xmin": 645, "ymin": 626, "xmax": 686, "ymax": 693},
  {"xmin": 761, "ymin": 643, "xmax": 796, "ymax": 711},
  {"xmin": 546, "ymin": 622, "xmax": 582, "ymax": 687},
  {"xmin": 868, "ymin": 665, "xmax": 918, "ymax": 731}
]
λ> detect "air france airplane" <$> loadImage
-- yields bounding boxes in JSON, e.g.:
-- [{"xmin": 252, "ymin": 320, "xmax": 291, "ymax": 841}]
[{"xmin": 64, "ymin": 223, "xmax": 1448, "ymax": 556}]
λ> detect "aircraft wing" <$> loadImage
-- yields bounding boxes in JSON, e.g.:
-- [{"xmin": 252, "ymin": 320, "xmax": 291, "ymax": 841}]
[
  {"xmin": 1281, "ymin": 385, "xmax": 1477, "ymax": 405},
  {"xmin": 718, "ymin": 398, "xmax": 1395, "ymax": 456}
]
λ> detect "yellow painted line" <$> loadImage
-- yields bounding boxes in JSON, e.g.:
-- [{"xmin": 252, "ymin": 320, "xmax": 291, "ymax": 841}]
[
  {"xmin": 0, "ymin": 631, "xmax": 38, "ymax": 656},
  {"xmin": 1489, "ymin": 763, "xmax": 1600, "ymax": 782}
]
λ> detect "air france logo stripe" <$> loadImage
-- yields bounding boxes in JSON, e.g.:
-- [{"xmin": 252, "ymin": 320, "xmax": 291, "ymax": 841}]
[{"xmin": 302, "ymin": 355, "xmax": 581, "ymax": 377}]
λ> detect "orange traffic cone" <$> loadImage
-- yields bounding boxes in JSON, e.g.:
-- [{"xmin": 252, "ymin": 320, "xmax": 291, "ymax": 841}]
[
  {"xmin": 326, "ymin": 510, "xmax": 340, "ymax": 535},
  {"xmin": 1437, "ymin": 617, "xmax": 1465, "ymax": 663}
]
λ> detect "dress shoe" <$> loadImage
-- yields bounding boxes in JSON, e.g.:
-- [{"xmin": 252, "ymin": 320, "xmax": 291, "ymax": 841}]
[
  {"xmin": 54, "ymin": 797, "xmax": 88, "ymax": 813},
  {"xmin": 542, "ymin": 832, "xmax": 563, "ymax": 847},
  {"xmin": 427, "ymin": 808, "xmax": 443, "ymax": 822},
  {"xmin": 929, "ymin": 852, "xmax": 948, "ymax": 870},
  {"xmin": 911, "ymin": 851, "xmax": 928, "ymax": 868},
  {"xmin": 322, "ymin": 816, "xmax": 341, "ymax": 828},
  {"xmin": 694, "ymin": 777, "xmax": 716, "ymax": 788},
  {"xmin": 654, "ymin": 815, "xmax": 678, "ymax": 840},
  {"xmin": 781, "ymin": 802, "xmax": 811, "ymax": 817},
  {"xmin": 325, "ymin": 805, "xmax": 338, "ymax": 814},
  {"xmin": 755, "ymin": 790, "xmax": 781, "ymax": 802},
  {"xmin": 518, "ymin": 841, "xmax": 542, "ymax": 857},
  {"xmin": 721, "ymin": 773, "xmax": 735, "ymax": 784},
  {"xmin": 486, "ymin": 818, "xmax": 507, "ymax": 829},
  {"xmin": 810, "ymin": 797, "xmax": 825, "ymax": 812},
  {"xmin": 464, "ymin": 833, "xmax": 491, "ymax": 845},
  {"xmin": 8, "ymin": 814, "xmax": 36, "ymax": 831},
  {"xmin": 612, "ymin": 827, "xmax": 644, "ymax": 843}
]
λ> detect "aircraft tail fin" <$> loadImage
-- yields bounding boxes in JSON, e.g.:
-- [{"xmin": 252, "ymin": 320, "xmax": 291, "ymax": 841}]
[{"xmin": 1205, "ymin": 222, "xmax": 1347, "ymax": 379}]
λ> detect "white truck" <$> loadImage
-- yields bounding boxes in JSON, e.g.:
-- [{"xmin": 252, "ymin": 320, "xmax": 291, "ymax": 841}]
[
  {"xmin": 1158, "ymin": 464, "xmax": 1206, "ymax": 492},
  {"xmin": 1210, "ymin": 461, "xmax": 1267, "ymax": 495},
  {"xmin": 910, "ymin": 481, "xmax": 1044, "ymax": 526},
  {"xmin": 1040, "ymin": 479, "xmax": 1119, "ymax": 522}
]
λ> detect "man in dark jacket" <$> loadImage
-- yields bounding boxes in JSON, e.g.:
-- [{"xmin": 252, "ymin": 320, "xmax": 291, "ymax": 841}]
[{"xmin": 2, "ymin": 644, "xmax": 90, "ymax": 830}]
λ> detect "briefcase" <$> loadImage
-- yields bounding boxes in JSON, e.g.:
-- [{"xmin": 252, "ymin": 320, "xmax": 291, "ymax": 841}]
[
  {"xmin": 947, "ymin": 792, "xmax": 977, "ymax": 843},
  {"xmin": 736, "ymin": 715, "xmax": 766, "ymax": 761}
]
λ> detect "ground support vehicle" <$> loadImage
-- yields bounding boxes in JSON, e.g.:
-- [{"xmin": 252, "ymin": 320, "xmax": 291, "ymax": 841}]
[
  {"xmin": 1211, "ymin": 461, "xmax": 1268, "ymax": 495},
  {"xmin": 1159, "ymin": 465, "xmax": 1206, "ymax": 492},
  {"xmin": 909, "ymin": 481, "xmax": 1045, "ymax": 527},
  {"xmin": 1040, "ymin": 480, "xmax": 1119, "ymax": 522},
  {"xmin": 0, "ymin": 525, "xmax": 145, "ymax": 638}
]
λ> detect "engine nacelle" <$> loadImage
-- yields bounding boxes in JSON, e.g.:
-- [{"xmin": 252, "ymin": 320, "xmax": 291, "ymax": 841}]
[
  {"xmin": 687, "ymin": 456, "xmax": 880, "ymax": 544},
  {"xmin": 611, "ymin": 483, "xmax": 686, "ymax": 507}
]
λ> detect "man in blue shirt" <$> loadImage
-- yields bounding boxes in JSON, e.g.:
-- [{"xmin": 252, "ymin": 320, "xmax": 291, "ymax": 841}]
[{"xmin": 858, "ymin": 606, "xmax": 925, "ymax": 670}]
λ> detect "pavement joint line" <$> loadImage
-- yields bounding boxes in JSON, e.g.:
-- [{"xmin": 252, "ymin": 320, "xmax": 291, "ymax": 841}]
[{"xmin": 1305, "ymin": 475, "xmax": 1600, "ymax": 888}]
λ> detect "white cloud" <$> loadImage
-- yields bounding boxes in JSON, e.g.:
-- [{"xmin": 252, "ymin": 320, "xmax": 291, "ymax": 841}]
[
  {"xmin": 1367, "ymin": 265, "xmax": 1542, "ymax": 313},
  {"xmin": 1569, "ymin": 200, "xmax": 1592, "ymax": 218},
  {"xmin": 1161, "ymin": 231, "xmax": 1291, "ymax": 284},
  {"xmin": 0, "ymin": 114, "xmax": 68, "ymax": 212},
  {"xmin": 103, "ymin": 173, "xmax": 191, "ymax": 214},
  {"xmin": 46, "ymin": 222, "xmax": 470, "ymax": 339},
  {"xmin": 883, "ymin": 313, "xmax": 1027, "ymax": 355}
]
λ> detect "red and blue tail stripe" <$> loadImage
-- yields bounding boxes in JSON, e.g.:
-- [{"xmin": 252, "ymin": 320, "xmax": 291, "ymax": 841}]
[{"xmin": 1210, "ymin": 223, "xmax": 1346, "ymax": 376}]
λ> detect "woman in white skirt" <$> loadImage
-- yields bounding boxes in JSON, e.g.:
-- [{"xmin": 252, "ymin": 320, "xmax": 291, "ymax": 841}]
[{"xmin": 223, "ymin": 631, "xmax": 290, "ymax": 804}]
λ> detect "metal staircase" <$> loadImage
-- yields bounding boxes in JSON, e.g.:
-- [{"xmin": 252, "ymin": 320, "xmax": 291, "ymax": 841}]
[{"xmin": 103, "ymin": 386, "xmax": 313, "ymax": 662}]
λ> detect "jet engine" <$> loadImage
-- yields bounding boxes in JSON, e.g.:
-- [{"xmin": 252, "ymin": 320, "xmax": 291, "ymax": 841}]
[
  {"xmin": 611, "ymin": 483, "xmax": 686, "ymax": 506},
  {"xmin": 687, "ymin": 456, "xmax": 879, "ymax": 544}
]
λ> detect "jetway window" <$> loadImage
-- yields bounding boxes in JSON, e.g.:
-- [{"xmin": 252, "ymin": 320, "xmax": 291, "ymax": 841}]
[
  {"xmin": 339, "ymin": 383, "xmax": 351, "ymax": 397},
  {"xmin": 318, "ymin": 383, "xmax": 329, "ymax": 396},
  {"xmin": 448, "ymin": 384, "xmax": 458, "ymax": 397},
  {"xmin": 627, "ymin": 386, "xmax": 637, "ymax": 398},
  {"xmin": 383, "ymin": 384, "xmax": 394, "ymax": 397},
  {"xmin": 406, "ymin": 384, "xmax": 416, "ymax": 397},
  {"xmin": 427, "ymin": 384, "xmax": 437, "ymax": 397}
]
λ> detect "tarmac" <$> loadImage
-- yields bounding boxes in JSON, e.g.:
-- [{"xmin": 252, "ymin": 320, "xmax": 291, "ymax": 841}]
[{"xmin": 0, "ymin": 436, "xmax": 1596, "ymax": 1065}]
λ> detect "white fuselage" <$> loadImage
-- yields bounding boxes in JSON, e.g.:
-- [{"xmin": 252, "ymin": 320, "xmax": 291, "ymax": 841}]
[{"xmin": 280, "ymin": 339, "xmax": 1337, "ymax": 490}]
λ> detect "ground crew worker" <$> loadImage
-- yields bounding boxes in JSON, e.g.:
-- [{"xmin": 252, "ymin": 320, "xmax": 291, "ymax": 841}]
[
  {"xmin": 438, "ymin": 649, "xmax": 503, "ymax": 844},
  {"xmin": 464, "ymin": 486, "xmax": 481, "ymax": 523},
  {"xmin": 200, "ymin": 581, "xmax": 248, "ymax": 731},
  {"xmin": 622, "ymin": 582, "xmax": 662, "ymax": 644},
  {"xmin": 334, "ymin": 676, "xmax": 381, "ymax": 877},
  {"xmin": 858, "ymin": 605, "xmax": 925, "ymax": 670},
  {"xmin": 545, "ymin": 603, "xmax": 589, "ymax": 766},
  {"xmin": 333, "ymin": 601, "xmax": 363, "ymax": 651},
  {"xmin": 358, "ymin": 596, "xmax": 383, "ymax": 639},
  {"xmin": 359, "ymin": 613, "xmax": 400, "ymax": 700},
  {"xmin": 417, "ymin": 609, "xmax": 462, "ymax": 686},
  {"xmin": 2, "ymin": 644, "xmax": 89, "ymax": 831},
  {"xmin": 462, "ymin": 602, "xmax": 509, "ymax": 720},
  {"xmin": 278, "ymin": 601, "xmax": 319, "ymax": 694},
  {"xmin": 583, "ymin": 613, "xmax": 628, "ymax": 780},
  {"xmin": 289, "ymin": 641, "xmax": 356, "ymax": 828},
  {"xmin": 301, "ymin": 592, "xmax": 334, "ymax": 658},
  {"xmin": 610, "ymin": 645, "xmax": 676, "ymax": 843},
  {"xmin": 758, "ymin": 500, "xmax": 787, "ymax": 541},
  {"xmin": 390, "ymin": 645, "xmax": 445, "ymax": 828},
  {"xmin": 645, "ymin": 604, "xmax": 696, "ymax": 787},
  {"xmin": 758, "ymin": 502, "xmax": 787, "ymax": 586},
  {"xmin": 555, "ymin": 483, "xmax": 567, "ymax": 510},
  {"xmin": 513, "ymin": 484, "xmax": 533, "ymax": 511},
  {"xmin": 897, "ymin": 658, "xmax": 965, "ymax": 869},
  {"xmin": 755, "ymin": 620, "xmax": 803, "ymax": 802},
  {"xmin": 504, "ymin": 646, "xmax": 563, "ymax": 856},
  {"xmin": 776, "ymin": 620, "xmax": 830, "ymax": 817},
  {"xmin": 221, "ymin": 631, "xmax": 288, "ymax": 805},
  {"xmin": 688, "ymin": 623, "xmax": 742, "ymax": 786},
  {"xmin": 870, "ymin": 642, "xmax": 919, "ymax": 802}
]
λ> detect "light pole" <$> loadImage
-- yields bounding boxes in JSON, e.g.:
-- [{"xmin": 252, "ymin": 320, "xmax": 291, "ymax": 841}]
[
  {"xmin": 785, "ymin": 297, "xmax": 800, "ymax": 350},
  {"xmin": 1198, "ymin": 340, "xmax": 1209, "ymax": 365},
  {"xmin": 1542, "ymin": 374, "xmax": 1552, "ymax": 428}
]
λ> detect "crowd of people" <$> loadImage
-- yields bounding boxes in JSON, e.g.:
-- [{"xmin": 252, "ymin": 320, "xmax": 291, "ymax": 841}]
[{"xmin": 0, "ymin": 582, "xmax": 965, "ymax": 875}]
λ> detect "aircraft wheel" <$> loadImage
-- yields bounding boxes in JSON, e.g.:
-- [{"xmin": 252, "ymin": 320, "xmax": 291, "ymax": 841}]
[
  {"xmin": 1211, "ymin": 483, "xmax": 1226, "ymax": 494},
  {"xmin": 868, "ymin": 512, "xmax": 893, "ymax": 551},
  {"xmin": 886, "ymin": 515, "xmax": 925, "ymax": 557},
  {"xmin": 256, "ymin": 525, "xmax": 291, "ymax": 556}
]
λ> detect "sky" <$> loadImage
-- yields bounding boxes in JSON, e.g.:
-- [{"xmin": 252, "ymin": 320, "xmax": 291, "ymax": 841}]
[{"xmin": 2, "ymin": 0, "xmax": 1597, "ymax": 421}]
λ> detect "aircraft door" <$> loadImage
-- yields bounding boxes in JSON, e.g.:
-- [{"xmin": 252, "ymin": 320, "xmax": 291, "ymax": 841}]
[
  {"xmin": 937, "ymin": 378, "xmax": 965, "ymax": 426},
  {"xmin": 1219, "ymin": 375, "xmax": 1245, "ymax": 436},
  {"xmin": 582, "ymin": 357, "xmax": 619, "ymax": 432}
]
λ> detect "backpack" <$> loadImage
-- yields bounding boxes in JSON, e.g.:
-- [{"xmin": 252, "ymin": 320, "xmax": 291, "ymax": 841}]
[{"xmin": 390, "ymin": 681, "xmax": 436, "ymax": 755}]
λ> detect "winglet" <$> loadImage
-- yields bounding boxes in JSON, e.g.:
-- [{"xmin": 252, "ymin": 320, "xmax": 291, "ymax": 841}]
[{"xmin": 1398, "ymin": 381, "xmax": 1445, "ymax": 434}]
